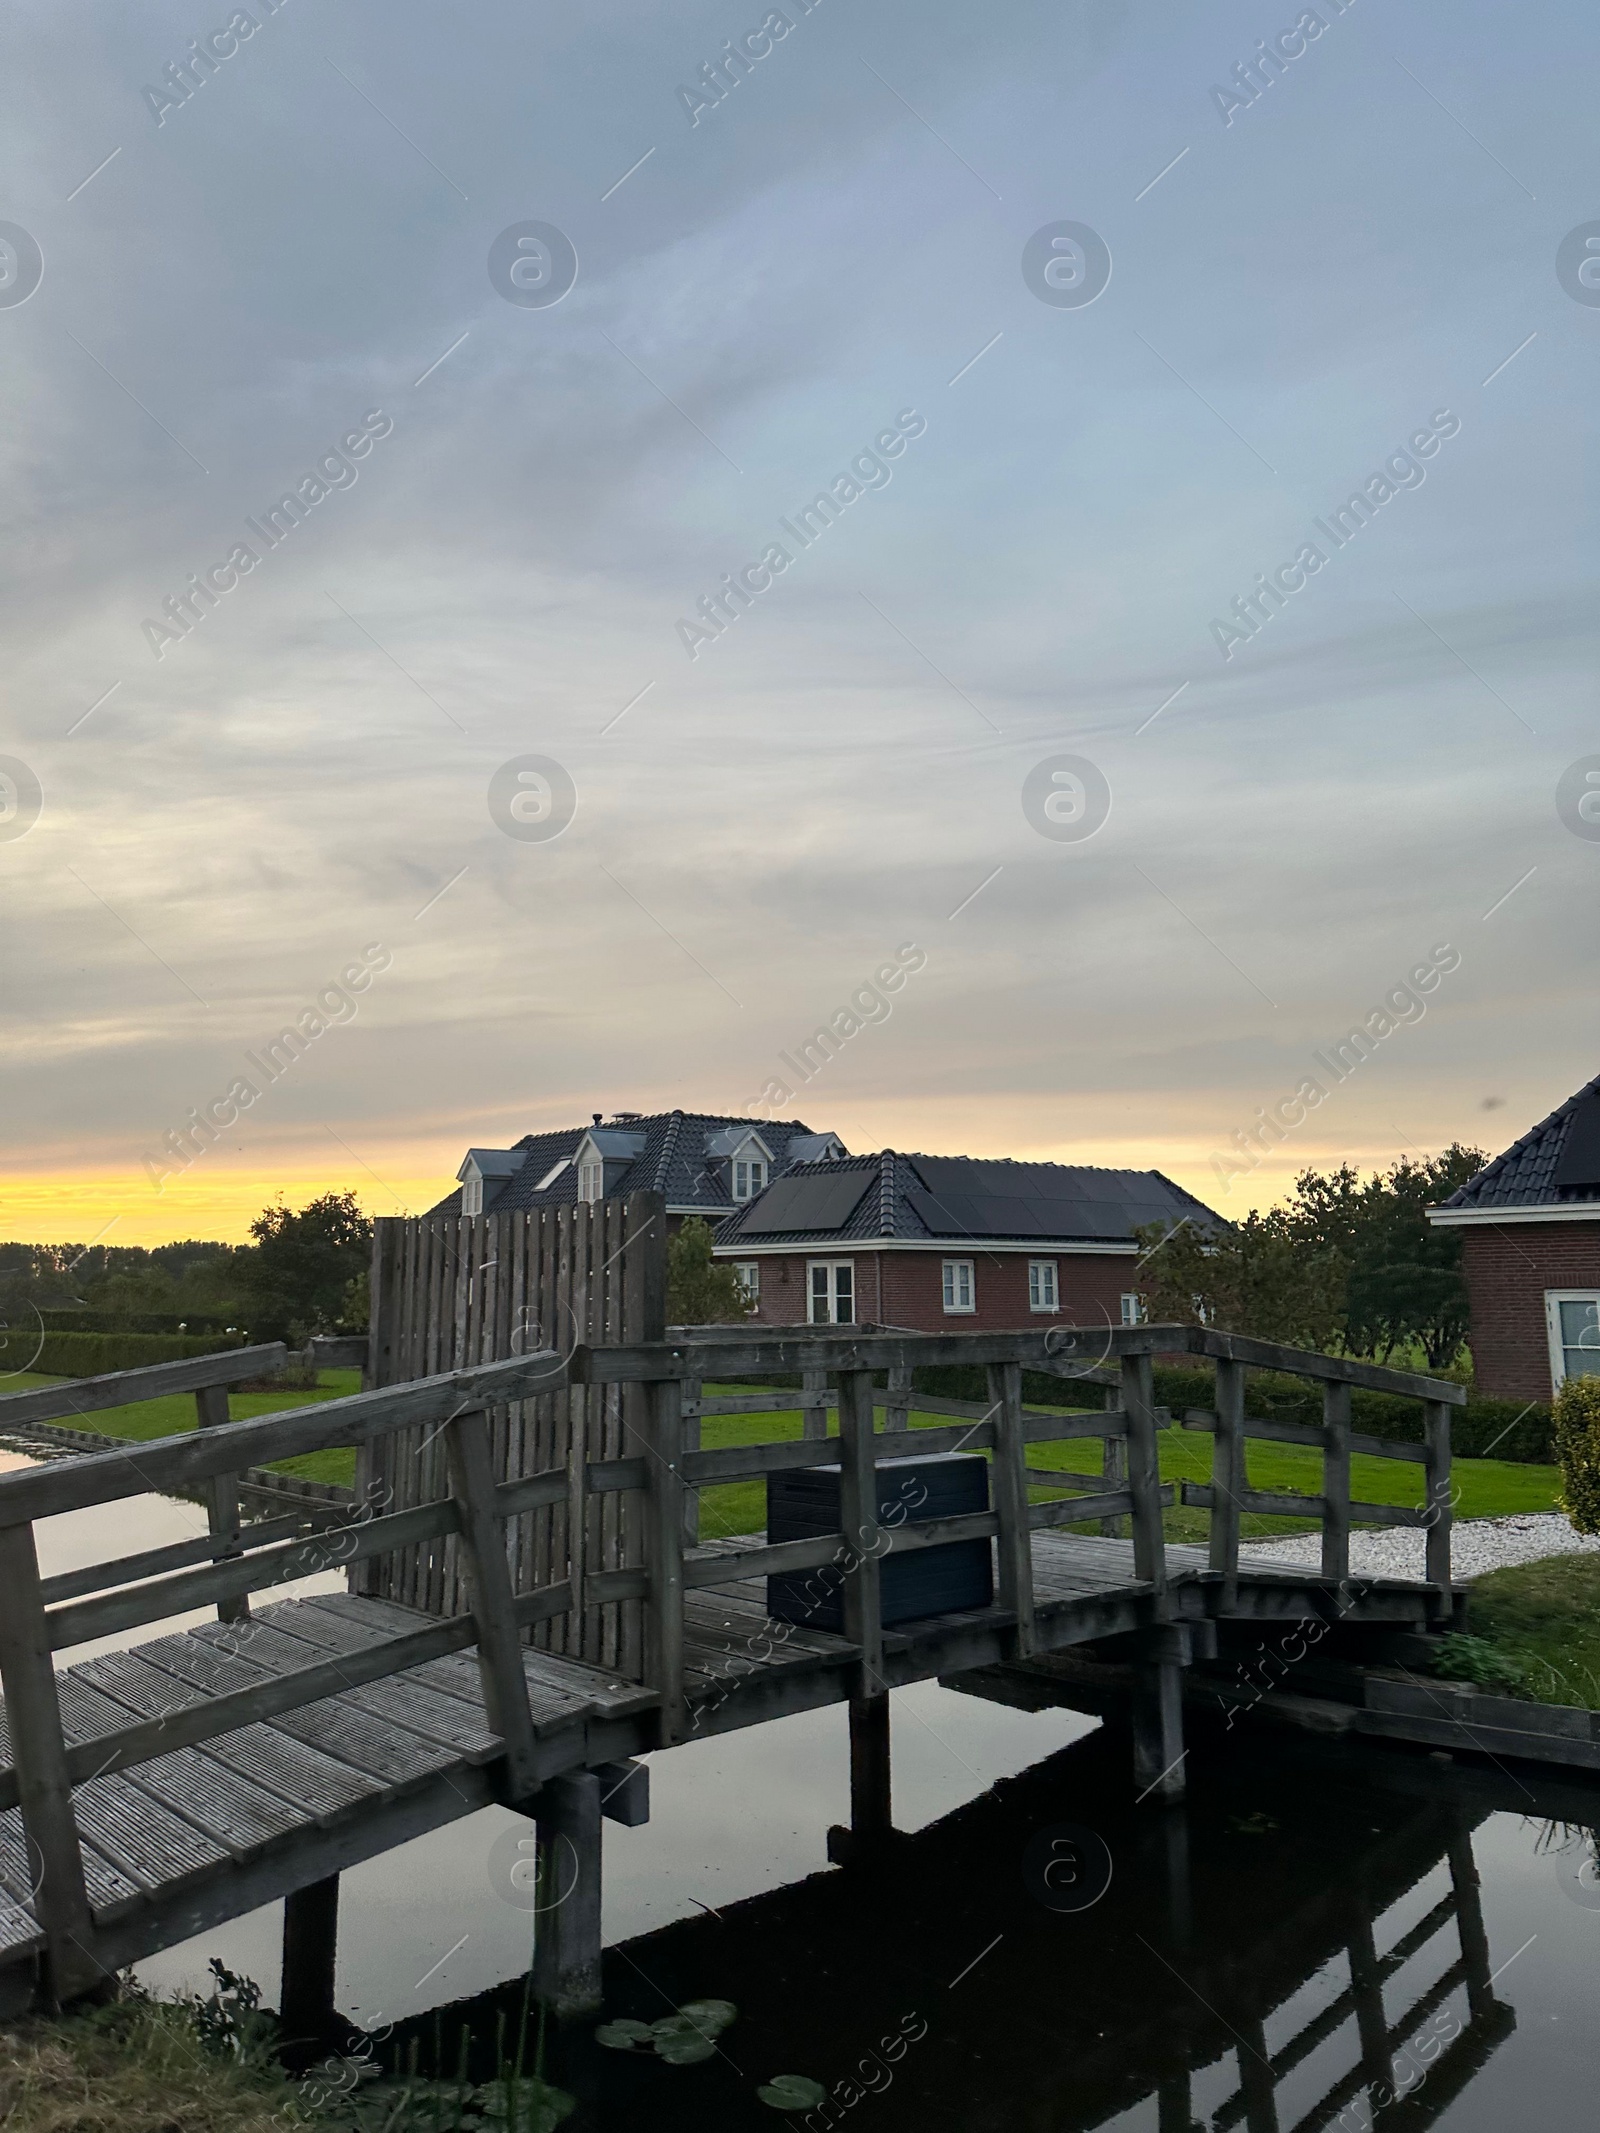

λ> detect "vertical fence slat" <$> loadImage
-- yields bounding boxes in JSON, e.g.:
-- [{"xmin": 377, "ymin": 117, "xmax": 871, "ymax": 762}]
[
  {"xmin": 1210, "ymin": 1357, "xmax": 1245, "ymax": 1595},
  {"xmin": 193, "ymin": 1383, "xmax": 247, "ymax": 1625},
  {"xmin": 837, "ymin": 1370, "xmax": 884, "ymax": 1693},
  {"xmin": 0, "ymin": 1524, "xmax": 100, "ymax": 2002},
  {"xmin": 987, "ymin": 1361, "xmax": 1034, "ymax": 1657},
  {"xmin": 1424, "ymin": 1398, "xmax": 1453, "ymax": 1606},
  {"xmin": 443, "ymin": 1409, "xmax": 540, "ymax": 1797},
  {"xmin": 1321, "ymin": 1381, "xmax": 1351, "ymax": 1583},
  {"xmin": 1120, "ymin": 1353, "xmax": 1167, "ymax": 1597},
  {"xmin": 643, "ymin": 1375, "xmax": 687, "ymax": 1743}
]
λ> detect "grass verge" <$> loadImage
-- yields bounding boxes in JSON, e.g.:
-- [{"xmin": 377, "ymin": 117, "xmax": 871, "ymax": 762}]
[
  {"xmin": 1444, "ymin": 1553, "xmax": 1600, "ymax": 1709},
  {"xmin": 0, "ymin": 1994, "xmax": 299, "ymax": 2133}
]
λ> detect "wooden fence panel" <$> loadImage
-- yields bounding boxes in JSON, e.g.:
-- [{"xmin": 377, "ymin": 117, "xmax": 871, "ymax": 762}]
[{"xmin": 362, "ymin": 1194, "xmax": 665, "ymax": 1667}]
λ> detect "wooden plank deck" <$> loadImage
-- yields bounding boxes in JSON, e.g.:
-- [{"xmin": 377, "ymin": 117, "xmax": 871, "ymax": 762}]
[{"xmin": 0, "ymin": 1528, "xmax": 1437, "ymax": 1994}]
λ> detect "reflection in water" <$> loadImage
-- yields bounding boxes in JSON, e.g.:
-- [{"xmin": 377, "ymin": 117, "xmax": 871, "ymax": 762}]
[{"xmin": 374, "ymin": 1724, "xmax": 1578, "ymax": 2133}]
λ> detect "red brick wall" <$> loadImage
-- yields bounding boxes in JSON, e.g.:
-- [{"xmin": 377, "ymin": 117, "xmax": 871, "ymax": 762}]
[
  {"xmin": 733, "ymin": 1248, "xmax": 1138, "ymax": 1333},
  {"xmin": 1461, "ymin": 1221, "xmax": 1600, "ymax": 1400}
]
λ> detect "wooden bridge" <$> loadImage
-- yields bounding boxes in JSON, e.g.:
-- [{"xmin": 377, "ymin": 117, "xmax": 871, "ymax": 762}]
[{"xmin": 0, "ymin": 1300, "xmax": 1465, "ymax": 2029}]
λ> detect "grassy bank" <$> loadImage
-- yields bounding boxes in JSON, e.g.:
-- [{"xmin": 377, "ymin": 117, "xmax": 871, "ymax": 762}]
[
  {"xmin": 1446, "ymin": 1554, "xmax": 1600, "ymax": 1709},
  {"xmin": 0, "ymin": 1994, "xmax": 300, "ymax": 2133},
  {"xmin": 0, "ymin": 1370, "xmax": 362, "ymax": 1487}
]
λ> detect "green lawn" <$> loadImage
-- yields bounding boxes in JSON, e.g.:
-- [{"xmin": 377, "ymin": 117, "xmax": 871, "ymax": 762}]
[
  {"xmin": 688, "ymin": 1384, "xmax": 1560, "ymax": 1547},
  {"xmin": 4, "ymin": 1373, "xmax": 1561, "ymax": 1536},
  {"xmin": 1458, "ymin": 1555, "xmax": 1600, "ymax": 1708},
  {"xmin": 0, "ymin": 1370, "xmax": 363, "ymax": 1487}
]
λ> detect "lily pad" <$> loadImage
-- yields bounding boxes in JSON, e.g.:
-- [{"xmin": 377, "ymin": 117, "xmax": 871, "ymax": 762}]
[
  {"xmin": 475, "ymin": 2076, "xmax": 578, "ymax": 2132},
  {"xmin": 758, "ymin": 2074, "xmax": 829, "ymax": 2111},
  {"xmin": 676, "ymin": 1998, "xmax": 738, "ymax": 2035},
  {"xmin": 594, "ymin": 2018, "xmax": 656, "ymax": 2051},
  {"xmin": 654, "ymin": 2028, "xmax": 719, "ymax": 2066}
]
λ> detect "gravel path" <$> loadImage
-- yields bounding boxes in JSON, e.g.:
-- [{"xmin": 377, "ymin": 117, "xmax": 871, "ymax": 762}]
[{"xmin": 1238, "ymin": 1514, "xmax": 1600, "ymax": 1583}]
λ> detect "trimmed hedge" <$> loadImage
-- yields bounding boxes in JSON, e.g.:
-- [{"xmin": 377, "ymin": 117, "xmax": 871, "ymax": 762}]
[
  {"xmin": 35, "ymin": 1308, "xmax": 239, "ymax": 1335},
  {"xmin": 16, "ymin": 1330, "xmax": 249, "ymax": 1379},
  {"xmin": 899, "ymin": 1360, "xmax": 1552, "ymax": 1466}
]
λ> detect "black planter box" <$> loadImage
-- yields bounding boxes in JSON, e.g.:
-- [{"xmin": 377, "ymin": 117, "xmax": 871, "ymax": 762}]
[{"xmin": 766, "ymin": 1452, "xmax": 992, "ymax": 1634}]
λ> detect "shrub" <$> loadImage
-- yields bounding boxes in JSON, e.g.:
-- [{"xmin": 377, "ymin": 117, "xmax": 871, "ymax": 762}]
[
  {"xmin": 1554, "ymin": 1375, "xmax": 1600, "ymax": 1534},
  {"xmin": 1429, "ymin": 1632, "xmax": 1533, "ymax": 1697},
  {"xmin": 17, "ymin": 1330, "xmax": 248, "ymax": 1379}
]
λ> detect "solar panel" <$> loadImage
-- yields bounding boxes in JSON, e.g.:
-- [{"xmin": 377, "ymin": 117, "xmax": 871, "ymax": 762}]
[
  {"xmin": 905, "ymin": 1158, "xmax": 1199, "ymax": 1240},
  {"xmin": 1554, "ymin": 1091, "xmax": 1600, "ymax": 1189},
  {"xmin": 738, "ymin": 1171, "xmax": 874, "ymax": 1235}
]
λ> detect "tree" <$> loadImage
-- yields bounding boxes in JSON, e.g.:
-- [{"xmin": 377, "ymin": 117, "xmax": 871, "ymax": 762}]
[
  {"xmin": 666, "ymin": 1218, "xmax": 753, "ymax": 1327},
  {"xmin": 1137, "ymin": 1144, "xmax": 1487, "ymax": 1366},
  {"xmin": 1135, "ymin": 1209, "xmax": 1344, "ymax": 1351},
  {"xmin": 238, "ymin": 1192, "xmax": 372, "ymax": 1343}
]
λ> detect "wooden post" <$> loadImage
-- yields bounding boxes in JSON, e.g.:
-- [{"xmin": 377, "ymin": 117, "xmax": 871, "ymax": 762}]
[
  {"xmin": 1157, "ymin": 2073, "xmax": 1195, "ymax": 2133},
  {"xmin": 1132, "ymin": 1623, "xmax": 1188, "ymax": 1804},
  {"xmin": 443, "ymin": 1408, "xmax": 541, "ymax": 1801},
  {"xmin": 836, "ymin": 1370, "xmax": 884, "ymax": 1697},
  {"xmin": 884, "ymin": 1362, "xmax": 912, "ymax": 1434},
  {"xmin": 621, "ymin": 1192, "xmax": 667, "ymax": 1682},
  {"xmin": 987, "ymin": 1361, "xmax": 1035, "ymax": 1657},
  {"xmin": 279, "ymin": 1874, "xmax": 340, "ymax": 2057},
  {"xmin": 1423, "ymin": 1398, "xmax": 1453, "ymax": 1609},
  {"xmin": 1120, "ymin": 1354, "xmax": 1167, "ymax": 1597},
  {"xmin": 1100, "ymin": 1425, "xmax": 1128, "ymax": 1539},
  {"xmin": 849, "ymin": 1693, "xmax": 892, "ymax": 1841},
  {"xmin": 1210, "ymin": 1358, "xmax": 1246, "ymax": 1600},
  {"xmin": 1321, "ymin": 1382, "xmax": 1351, "ymax": 1583},
  {"xmin": 194, "ymin": 1382, "xmax": 248, "ymax": 1625},
  {"xmin": 0, "ymin": 1524, "xmax": 101, "ymax": 2004},
  {"xmin": 801, "ymin": 1366, "xmax": 829, "ymax": 1441},
  {"xmin": 681, "ymin": 1375, "xmax": 701, "ymax": 1549},
  {"xmin": 532, "ymin": 1771, "xmax": 604, "ymax": 2020},
  {"xmin": 643, "ymin": 1375, "xmax": 687, "ymax": 1744},
  {"xmin": 1235, "ymin": 2020, "xmax": 1280, "ymax": 2133}
]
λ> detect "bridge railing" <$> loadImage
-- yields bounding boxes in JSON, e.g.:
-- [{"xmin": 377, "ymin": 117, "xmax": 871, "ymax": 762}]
[{"xmin": 1166, "ymin": 1328, "xmax": 1463, "ymax": 1601}]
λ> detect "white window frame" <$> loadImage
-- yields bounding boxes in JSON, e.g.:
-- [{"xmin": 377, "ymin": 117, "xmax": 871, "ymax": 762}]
[
  {"xmin": 942, "ymin": 1258, "xmax": 975, "ymax": 1315},
  {"xmin": 1028, "ymin": 1259, "xmax": 1059, "ymax": 1313},
  {"xmin": 732, "ymin": 1154, "xmax": 768, "ymax": 1202},
  {"xmin": 733, "ymin": 1260, "xmax": 760, "ymax": 1304},
  {"xmin": 808, "ymin": 1259, "xmax": 855, "ymax": 1325},
  {"xmin": 1546, "ymin": 1289, "xmax": 1600, "ymax": 1394},
  {"xmin": 577, "ymin": 1156, "xmax": 604, "ymax": 1204},
  {"xmin": 460, "ymin": 1172, "xmax": 483, "ymax": 1217},
  {"xmin": 1120, "ymin": 1292, "xmax": 1145, "ymax": 1326}
]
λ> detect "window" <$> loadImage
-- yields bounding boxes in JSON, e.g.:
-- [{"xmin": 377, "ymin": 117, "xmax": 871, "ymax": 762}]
[
  {"xmin": 460, "ymin": 1173, "xmax": 483, "ymax": 1217},
  {"xmin": 942, "ymin": 1259, "xmax": 975, "ymax": 1314},
  {"xmin": 1120, "ymin": 1293, "xmax": 1145, "ymax": 1326},
  {"xmin": 1547, "ymin": 1291, "xmax": 1600, "ymax": 1392},
  {"xmin": 577, "ymin": 1156, "xmax": 603, "ymax": 1204},
  {"xmin": 733, "ymin": 1261, "xmax": 760, "ymax": 1303},
  {"xmin": 808, "ymin": 1260, "xmax": 854, "ymax": 1324},
  {"xmin": 533, "ymin": 1157, "xmax": 569, "ymax": 1192},
  {"xmin": 733, "ymin": 1155, "xmax": 768, "ymax": 1202},
  {"xmin": 1028, "ymin": 1259, "xmax": 1058, "ymax": 1313}
]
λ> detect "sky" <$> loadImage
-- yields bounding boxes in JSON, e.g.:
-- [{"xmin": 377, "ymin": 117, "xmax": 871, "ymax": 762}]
[{"xmin": 0, "ymin": 0, "xmax": 1595, "ymax": 1247}]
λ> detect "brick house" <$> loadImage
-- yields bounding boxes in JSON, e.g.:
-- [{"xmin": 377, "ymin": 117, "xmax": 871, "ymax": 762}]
[
  {"xmin": 714, "ymin": 1150, "xmax": 1223, "ymax": 1332},
  {"xmin": 427, "ymin": 1111, "xmax": 846, "ymax": 1228},
  {"xmin": 1428, "ymin": 1074, "xmax": 1600, "ymax": 1402}
]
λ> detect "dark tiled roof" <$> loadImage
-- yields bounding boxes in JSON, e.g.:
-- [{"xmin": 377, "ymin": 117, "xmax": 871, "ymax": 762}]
[
  {"xmin": 714, "ymin": 1151, "xmax": 1226, "ymax": 1249},
  {"xmin": 1437, "ymin": 1073, "xmax": 1600, "ymax": 1210},
  {"xmin": 426, "ymin": 1112, "xmax": 838, "ymax": 1218}
]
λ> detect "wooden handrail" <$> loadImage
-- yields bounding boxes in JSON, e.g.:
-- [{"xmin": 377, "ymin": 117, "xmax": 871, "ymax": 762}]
[{"xmin": 0, "ymin": 1342, "xmax": 288, "ymax": 1432}]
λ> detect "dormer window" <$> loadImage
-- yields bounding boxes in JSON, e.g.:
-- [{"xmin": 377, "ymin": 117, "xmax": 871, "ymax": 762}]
[
  {"xmin": 460, "ymin": 1174, "xmax": 483, "ymax": 1217},
  {"xmin": 733, "ymin": 1155, "xmax": 768, "ymax": 1201},
  {"xmin": 578, "ymin": 1155, "xmax": 603, "ymax": 1203}
]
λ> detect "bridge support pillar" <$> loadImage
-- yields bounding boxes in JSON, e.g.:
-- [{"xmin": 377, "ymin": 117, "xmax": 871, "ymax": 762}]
[
  {"xmin": 280, "ymin": 1873, "xmax": 340, "ymax": 2060},
  {"xmin": 849, "ymin": 1694, "xmax": 892, "ymax": 1839},
  {"xmin": 1132, "ymin": 1625, "xmax": 1188, "ymax": 1804},
  {"xmin": 533, "ymin": 1771, "xmax": 604, "ymax": 2020}
]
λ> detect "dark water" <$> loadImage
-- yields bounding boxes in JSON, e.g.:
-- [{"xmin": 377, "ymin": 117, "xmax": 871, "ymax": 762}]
[{"xmin": 364, "ymin": 1716, "xmax": 1600, "ymax": 2131}]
